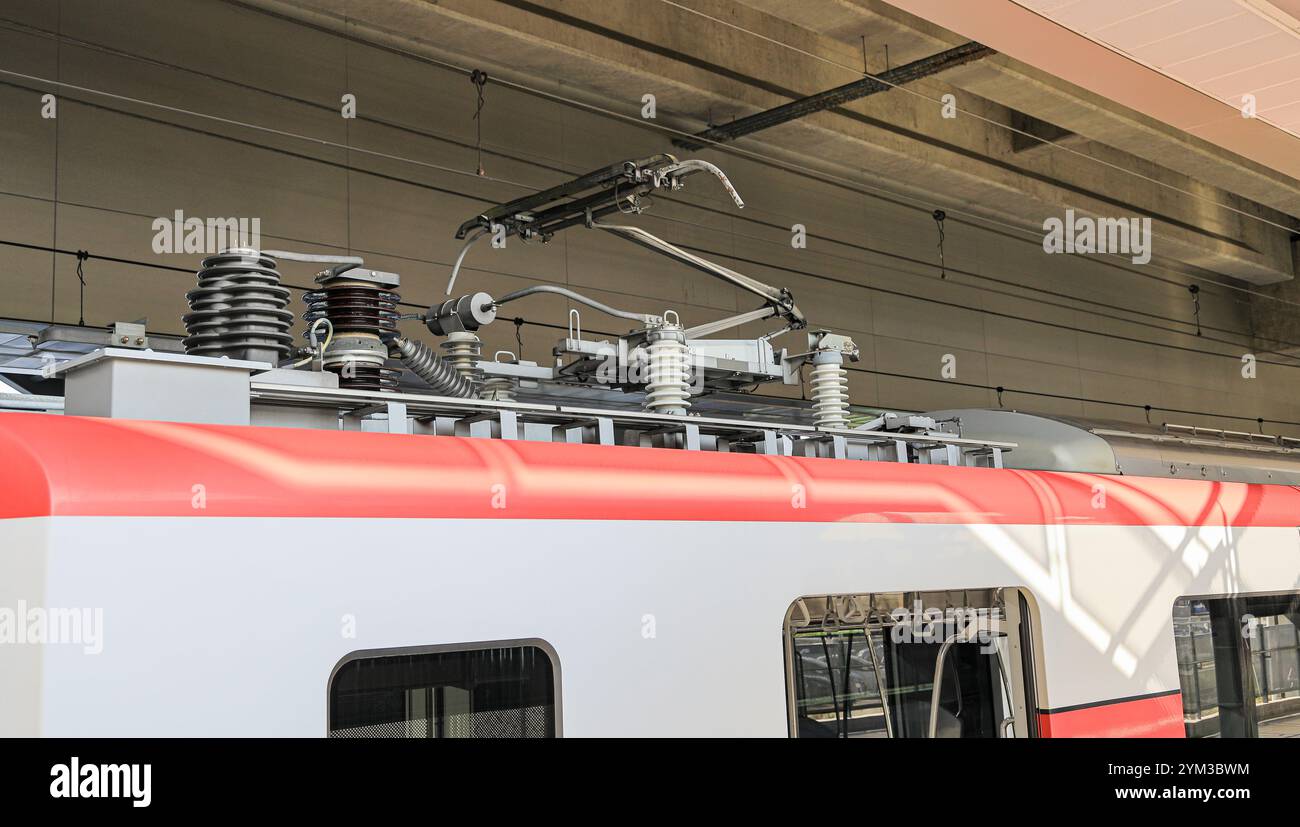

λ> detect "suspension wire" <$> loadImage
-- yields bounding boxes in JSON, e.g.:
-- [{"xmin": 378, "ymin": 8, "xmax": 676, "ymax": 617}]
[
  {"xmin": 8, "ymin": 114, "xmax": 1289, "ymax": 360},
  {"xmin": 2, "ymin": 15, "xmax": 1296, "ymax": 314},
  {"xmin": 3, "ymin": 110, "xmax": 1298, "ymax": 365},
  {"xmin": 1, "ymin": 57, "xmax": 1295, "ymax": 360},
  {"xmin": 9, "ymin": 224, "xmax": 1300, "ymax": 378},
  {"xmin": 1, "ymin": 28, "xmax": 1298, "ymax": 368},
  {"xmin": 0, "ymin": 67, "xmax": 524, "ymax": 189},
  {"xmin": 7, "ymin": 164, "xmax": 1289, "ymax": 369},
  {"xmin": 471, "ymin": 69, "xmax": 488, "ymax": 177},
  {"xmin": 2, "ymin": 76, "xmax": 1294, "ymax": 357},
  {"xmin": 670, "ymin": 237, "xmax": 1300, "ymax": 369},
  {"xmin": 74, "ymin": 249, "xmax": 86, "ymax": 326},
  {"xmin": 218, "ymin": 3, "xmax": 1300, "ymax": 303},
  {"xmin": 47, "ymin": 1, "xmax": 61, "ymax": 323},
  {"xmin": 637, "ymin": 207, "xmax": 1294, "ymax": 351},
  {"xmin": 5, "ymin": 249, "xmax": 1297, "ymax": 430},
  {"xmin": 654, "ymin": 0, "xmax": 1300, "ymax": 238},
  {"xmin": 0, "ymin": 32, "xmax": 1278, "ymax": 328},
  {"xmin": 932, "ymin": 209, "xmax": 946, "ymax": 280}
]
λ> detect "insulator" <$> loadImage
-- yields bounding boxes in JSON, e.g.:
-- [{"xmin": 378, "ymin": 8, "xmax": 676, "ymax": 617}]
[
  {"xmin": 810, "ymin": 354, "xmax": 850, "ymax": 429},
  {"xmin": 644, "ymin": 324, "xmax": 691, "ymax": 415},
  {"xmin": 393, "ymin": 336, "xmax": 475, "ymax": 398},
  {"xmin": 304, "ymin": 267, "xmax": 401, "ymax": 391},
  {"xmin": 183, "ymin": 248, "xmax": 293, "ymax": 364},
  {"xmin": 480, "ymin": 375, "xmax": 516, "ymax": 402},
  {"xmin": 302, "ymin": 287, "xmax": 400, "ymax": 336},
  {"xmin": 440, "ymin": 332, "xmax": 483, "ymax": 387}
]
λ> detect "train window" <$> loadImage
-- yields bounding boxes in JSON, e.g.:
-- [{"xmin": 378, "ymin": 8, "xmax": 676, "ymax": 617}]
[
  {"xmin": 328, "ymin": 640, "xmax": 560, "ymax": 738},
  {"xmin": 783, "ymin": 588, "xmax": 1038, "ymax": 738},
  {"xmin": 1173, "ymin": 593, "xmax": 1300, "ymax": 737}
]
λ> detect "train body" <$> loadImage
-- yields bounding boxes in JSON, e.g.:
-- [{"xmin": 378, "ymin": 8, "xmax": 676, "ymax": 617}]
[{"xmin": 3, "ymin": 411, "xmax": 1297, "ymax": 737}]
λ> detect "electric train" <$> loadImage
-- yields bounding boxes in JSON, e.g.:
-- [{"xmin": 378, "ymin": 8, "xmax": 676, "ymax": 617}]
[{"xmin": 1, "ymin": 406, "xmax": 1296, "ymax": 738}]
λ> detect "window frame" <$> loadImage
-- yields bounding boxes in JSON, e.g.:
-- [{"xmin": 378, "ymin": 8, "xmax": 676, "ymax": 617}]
[
  {"xmin": 781, "ymin": 588, "xmax": 1042, "ymax": 739},
  {"xmin": 1172, "ymin": 589, "xmax": 1300, "ymax": 738},
  {"xmin": 326, "ymin": 638, "xmax": 564, "ymax": 737}
]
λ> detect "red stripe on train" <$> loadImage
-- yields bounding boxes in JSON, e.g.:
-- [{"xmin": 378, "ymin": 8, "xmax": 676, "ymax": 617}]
[
  {"xmin": 0, "ymin": 413, "xmax": 1297, "ymax": 525},
  {"xmin": 1039, "ymin": 692, "xmax": 1186, "ymax": 737}
]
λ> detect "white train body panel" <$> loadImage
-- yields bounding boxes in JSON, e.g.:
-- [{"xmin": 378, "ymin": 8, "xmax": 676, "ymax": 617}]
[{"xmin": 3, "ymin": 511, "xmax": 1297, "ymax": 736}]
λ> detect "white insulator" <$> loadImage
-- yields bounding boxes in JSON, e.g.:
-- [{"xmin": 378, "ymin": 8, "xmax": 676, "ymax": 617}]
[
  {"xmin": 644, "ymin": 329, "xmax": 691, "ymax": 415},
  {"xmin": 440, "ymin": 332, "xmax": 483, "ymax": 386},
  {"xmin": 480, "ymin": 376, "xmax": 516, "ymax": 402},
  {"xmin": 810, "ymin": 360, "xmax": 850, "ymax": 428}
]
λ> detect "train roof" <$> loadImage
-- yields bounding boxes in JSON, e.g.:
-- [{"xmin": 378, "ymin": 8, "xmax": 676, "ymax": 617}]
[
  {"xmin": 1, "ymin": 412, "xmax": 1296, "ymax": 528},
  {"xmin": 929, "ymin": 409, "xmax": 1300, "ymax": 485}
]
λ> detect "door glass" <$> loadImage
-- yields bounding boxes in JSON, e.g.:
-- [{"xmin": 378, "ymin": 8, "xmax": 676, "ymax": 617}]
[
  {"xmin": 1173, "ymin": 593, "xmax": 1300, "ymax": 738},
  {"xmin": 785, "ymin": 589, "xmax": 1034, "ymax": 738},
  {"xmin": 329, "ymin": 642, "xmax": 558, "ymax": 738}
]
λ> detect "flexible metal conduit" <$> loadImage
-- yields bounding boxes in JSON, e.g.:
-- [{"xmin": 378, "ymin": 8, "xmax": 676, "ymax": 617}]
[
  {"xmin": 492, "ymin": 285, "xmax": 659, "ymax": 324},
  {"xmin": 392, "ymin": 336, "xmax": 476, "ymax": 398}
]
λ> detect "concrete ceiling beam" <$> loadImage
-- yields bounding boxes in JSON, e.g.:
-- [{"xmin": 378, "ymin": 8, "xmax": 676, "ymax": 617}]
[{"xmin": 250, "ymin": 0, "xmax": 1299, "ymax": 283}]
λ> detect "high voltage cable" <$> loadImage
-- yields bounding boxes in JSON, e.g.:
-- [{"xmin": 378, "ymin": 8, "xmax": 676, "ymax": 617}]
[
  {"xmin": 0, "ymin": 24, "xmax": 1297, "ymax": 369},
  {"xmin": 0, "ymin": 15, "xmax": 1288, "ymax": 324},
  {"xmin": 3, "ymin": 11, "xmax": 1292, "ymax": 313},
  {"xmin": 1, "ymin": 85, "xmax": 1296, "ymax": 367},
  {"xmin": 6, "ymin": 222, "xmax": 1300, "ymax": 374},
  {"xmin": 0, "ymin": 75, "xmax": 1295, "ymax": 355}
]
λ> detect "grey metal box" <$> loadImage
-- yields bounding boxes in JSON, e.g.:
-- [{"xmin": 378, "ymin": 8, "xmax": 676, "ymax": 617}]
[{"xmin": 56, "ymin": 348, "xmax": 266, "ymax": 425}]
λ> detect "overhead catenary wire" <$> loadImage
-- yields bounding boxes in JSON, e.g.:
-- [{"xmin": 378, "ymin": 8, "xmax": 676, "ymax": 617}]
[
  {"xmin": 1, "ymin": 77, "xmax": 1295, "ymax": 366},
  {"xmin": 7, "ymin": 203, "xmax": 1299, "ymax": 372},
  {"xmin": 13, "ymin": 229, "xmax": 1300, "ymax": 426},
  {"xmin": 5, "ymin": 179, "xmax": 1300, "ymax": 372},
  {"xmin": 1, "ymin": 17, "xmax": 1298, "ymax": 422},
  {"xmin": 0, "ymin": 22, "xmax": 1282, "ymax": 335},
  {"xmin": 671, "ymin": 238, "xmax": 1300, "ymax": 369},
  {"xmin": 261, "ymin": 0, "xmax": 1290, "ymax": 243},
  {"xmin": 0, "ymin": 82, "xmax": 1292, "ymax": 359},
  {"xmin": 641, "ymin": 207, "xmax": 1295, "ymax": 352},
  {"xmin": 0, "ymin": 43, "xmax": 1285, "ymax": 332},
  {"xmin": 218, "ymin": 3, "xmax": 1300, "ymax": 296},
  {"xmin": 1, "ymin": 13, "xmax": 1296, "ymax": 316},
  {"xmin": 0, "ymin": 74, "xmax": 1286, "ymax": 343},
  {"xmin": 0, "ymin": 68, "xmax": 523, "ymax": 189}
]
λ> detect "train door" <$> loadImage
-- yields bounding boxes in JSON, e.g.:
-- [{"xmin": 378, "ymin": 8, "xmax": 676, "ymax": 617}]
[
  {"xmin": 1173, "ymin": 591, "xmax": 1300, "ymax": 737},
  {"xmin": 783, "ymin": 588, "xmax": 1039, "ymax": 738}
]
